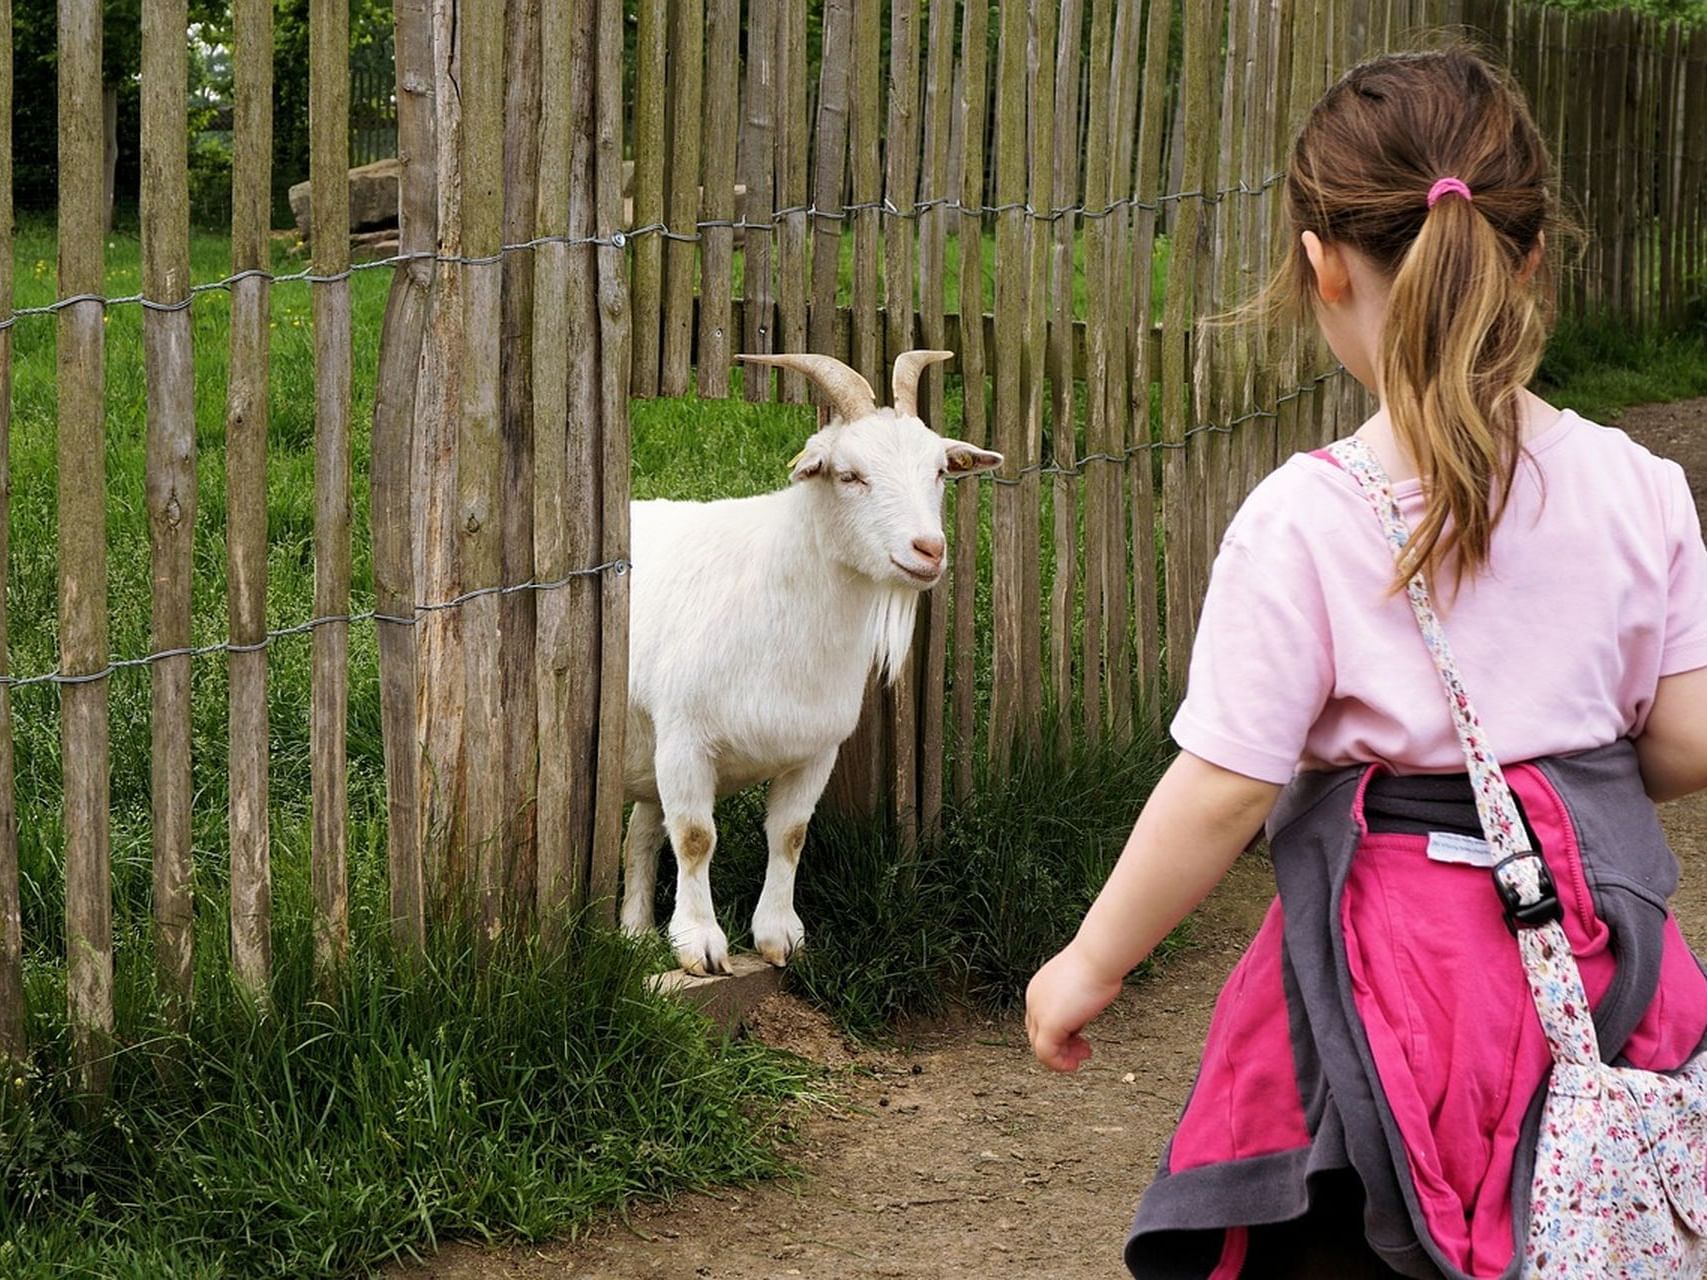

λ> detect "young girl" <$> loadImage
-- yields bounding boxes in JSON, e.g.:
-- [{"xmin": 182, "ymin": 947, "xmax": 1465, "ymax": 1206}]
[{"xmin": 1026, "ymin": 48, "xmax": 1707, "ymax": 1279}]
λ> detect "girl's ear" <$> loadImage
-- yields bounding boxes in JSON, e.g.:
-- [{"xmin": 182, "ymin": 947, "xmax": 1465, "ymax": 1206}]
[{"xmin": 1301, "ymin": 230, "xmax": 1351, "ymax": 304}]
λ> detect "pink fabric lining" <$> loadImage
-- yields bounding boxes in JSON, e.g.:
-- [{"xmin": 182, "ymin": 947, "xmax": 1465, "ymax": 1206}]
[
  {"xmin": 1169, "ymin": 898, "xmax": 1312, "ymax": 1173},
  {"xmin": 1209, "ymin": 1225, "xmax": 1249, "ymax": 1278},
  {"xmin": 1341, "ymin": 764, "xmax": 1707, "ymax": 1277}
]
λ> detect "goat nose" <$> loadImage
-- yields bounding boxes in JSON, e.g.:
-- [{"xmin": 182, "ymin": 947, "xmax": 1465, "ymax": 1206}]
[{"xmin": 911, "ymin": 535, "xmax": 946, "ymax": 565}]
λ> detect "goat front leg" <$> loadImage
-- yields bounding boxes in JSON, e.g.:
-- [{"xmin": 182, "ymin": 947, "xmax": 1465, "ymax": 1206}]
[
  {"xmin": 656, "ymin": 738, "xmax": 728, "ymax": 975},
  {"xmin": 619, "ymin": 800, "xmax": 666, "ymax": 937},
  {"xmin": 753, "ymin": 750, "xmax": 837, "ymax": 967}
]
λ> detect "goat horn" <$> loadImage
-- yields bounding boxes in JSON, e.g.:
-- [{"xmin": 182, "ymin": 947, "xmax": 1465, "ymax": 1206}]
[
  {"xmin": 890, "ymin": 349, "xmax": 954, "ymax": 421},
  {"xmin": 735, "ymin": 353, "xmax": 877, "ymax": 425}
]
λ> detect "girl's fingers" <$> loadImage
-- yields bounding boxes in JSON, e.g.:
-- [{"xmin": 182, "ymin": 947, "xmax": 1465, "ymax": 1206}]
[{"xmin": 1032, "ymin": 1026, "xmax": 1093, "ymax": 1073}]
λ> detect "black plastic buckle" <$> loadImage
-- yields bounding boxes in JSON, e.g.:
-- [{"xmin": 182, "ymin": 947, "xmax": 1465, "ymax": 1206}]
[{"xmin": 1493, "ymin": 851, "xmax": 1563, "ymax": 934}]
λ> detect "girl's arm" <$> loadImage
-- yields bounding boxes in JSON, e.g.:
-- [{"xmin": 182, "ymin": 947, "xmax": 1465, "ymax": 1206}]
[
  {"xmin": 1638, "ymin": 667, "xmax": 1707, "ymax": 804},
  {"xmin": 1025, "ymin": 751, "xmax": 1281, "ymax": 1073}
]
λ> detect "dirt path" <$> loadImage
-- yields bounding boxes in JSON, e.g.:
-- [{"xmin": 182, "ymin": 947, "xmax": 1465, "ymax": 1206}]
[{"xmin": 411, "ymin": 398, "xmax": 1707, "ymax": 1280}]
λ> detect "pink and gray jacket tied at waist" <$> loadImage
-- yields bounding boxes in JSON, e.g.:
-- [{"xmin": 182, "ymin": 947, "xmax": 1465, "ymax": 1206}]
[{"xmin": 1125, "ymin": 741, "xmax": 1707, "ymax": 1279}]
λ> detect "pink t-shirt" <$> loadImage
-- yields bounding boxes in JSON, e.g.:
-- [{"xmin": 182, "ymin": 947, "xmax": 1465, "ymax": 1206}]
[{"xmin": 1171, "ymin": 410, "xmax": 1707, "ymax": 785}]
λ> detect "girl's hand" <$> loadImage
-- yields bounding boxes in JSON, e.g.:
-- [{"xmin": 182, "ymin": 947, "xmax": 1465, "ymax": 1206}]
[{"xmin": 1025, "ymin": 943, "xmax": 1123, "ymax": 1073}]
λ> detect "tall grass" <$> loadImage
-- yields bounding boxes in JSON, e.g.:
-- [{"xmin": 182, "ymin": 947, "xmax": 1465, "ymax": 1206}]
[{"xmin": 3, "ymin": 905, "xmax": 815, "ymax": 1279}]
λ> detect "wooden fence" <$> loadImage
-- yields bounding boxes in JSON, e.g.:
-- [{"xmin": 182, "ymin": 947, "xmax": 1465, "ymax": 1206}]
[{"xmin": 0, "ymin": 0, "xmax": 1703, "ymax": 1095}]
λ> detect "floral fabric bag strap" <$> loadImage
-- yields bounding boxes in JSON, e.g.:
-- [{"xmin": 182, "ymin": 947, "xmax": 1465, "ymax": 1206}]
[{"xmin": 1325, "ymin": 436, "xmax": 1598, "ymax": 1071}]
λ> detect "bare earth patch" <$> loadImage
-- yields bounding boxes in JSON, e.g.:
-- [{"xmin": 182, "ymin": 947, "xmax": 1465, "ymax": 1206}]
[{"xmin": 406, "ymin": 399, "xmax": 1707, "ymax": 1280}]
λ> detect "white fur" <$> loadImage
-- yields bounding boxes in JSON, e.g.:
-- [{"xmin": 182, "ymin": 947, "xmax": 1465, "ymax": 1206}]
[{"xmin": 620, "ymin": 407, "xmax": 1001, "ymax": 974}]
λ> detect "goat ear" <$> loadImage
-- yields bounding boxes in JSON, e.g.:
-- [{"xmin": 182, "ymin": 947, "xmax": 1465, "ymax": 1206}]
[
  {"xmin": 943, "ymin": 441, "xmax": 1004, "ymax": 475},
  {"xmin": 789, "ymin": 441, "xmax": 829, "ymax": 483}
]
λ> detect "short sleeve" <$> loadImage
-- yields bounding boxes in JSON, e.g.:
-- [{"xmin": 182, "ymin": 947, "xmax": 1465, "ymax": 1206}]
[
  {"xmin": 1169, "ymin": 536, "xmax": 1336, "ymax": 785},
  {"xmin": 1661, "ymin": 461, "xmax": 1707, "ymax": 678}
]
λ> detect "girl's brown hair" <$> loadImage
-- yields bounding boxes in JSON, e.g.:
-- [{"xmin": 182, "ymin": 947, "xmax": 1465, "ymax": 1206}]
[{"xmin": 1275, "ymin": 48, "xmax": 1562, "ymax": 591}]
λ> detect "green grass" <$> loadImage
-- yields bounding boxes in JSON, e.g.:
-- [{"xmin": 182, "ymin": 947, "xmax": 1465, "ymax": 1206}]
[
  {"xmin": 1536, "ymin": 308, "xmax": 1707, "ymax": 422},
  {"xmin": 2, "ymin": 914, "xmax": 816, "ymax": 1279}
]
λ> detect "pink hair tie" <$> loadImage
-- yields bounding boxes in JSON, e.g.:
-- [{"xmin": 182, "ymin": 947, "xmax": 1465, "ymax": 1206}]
[{"xmin": 1427, "ymin": 176, "xmax": 1473, "ymax": 208}]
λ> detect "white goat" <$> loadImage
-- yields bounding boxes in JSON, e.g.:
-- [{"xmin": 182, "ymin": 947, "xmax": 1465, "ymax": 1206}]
[{"xmin": 620, "ymin": 351, "xmax": 1002, "ymax": 975}]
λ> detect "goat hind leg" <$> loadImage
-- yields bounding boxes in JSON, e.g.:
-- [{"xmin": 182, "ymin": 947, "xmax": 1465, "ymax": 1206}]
[
  {"xmin": 619, "ymin": 801, "xmax": 666, "ymax": 936},
  {"xmin": 754, "ymin": 750, "xmax": 837, "ymax": 967}
]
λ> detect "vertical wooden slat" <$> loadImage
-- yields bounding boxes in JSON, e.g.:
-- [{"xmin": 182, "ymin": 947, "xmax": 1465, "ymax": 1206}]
[
  {"xmin": 697, "ymin": 0, "xmax": 738, "ymax": 397},
  {"xmin": 418, "ymin": 0, "xmax": 468, "ymax": 910},
  {"xmin": 809, "ymin": 0, "xmax": 853, "ymax": 362},
  {"xmin": 850, "ymin": 0, "xmax": 882, "ymax": 390},
  {"xmin": 1161, "ymin": 0, "xmax": 1216, "ymax": 693},
  {"xmin": 742, "ymin": 0, "xmax": 778, "ymax": 400},
  {"xmin": 374, "ymin": 0, "xmax": 431, "ymax": 957},
  {"xmin": 1019, "ymin": 0, "xmax": 1056, "ymax": 752},
  {"xmin": 557, "ymin": 0, "xmax": 601, "ymax": 916},
  {"xmin": 775, "ymin": 0, "xmax": 809, "ymax": 401},
  {"xmin": 660, "ymin": 0, "xmax": 703, "ymax": 396},
  {"xmin": 884, "ymin": 0, "xmax": 921, "ymax": 842},
  {"xmin": 1047, "ymin": 0, "xmax": 1084, "ymax": 759},
  {"xmin": 590, "ymin": 0, "xmax": 632, "ymax": 920},
  {"xmin": 917, "ymin": 0, "xmax": 956, "ymax": 836},
  {"xmin": 824, "ymin": 0, "xmax": 886, "ymax": 816},
  {"xmin": 630, "ymin": 0, "xmax": 665, "ymax": 396},
  {"xmin": 951, "ymin": 0, "xmax": 989, "ymax": 801},
  {"xmin": 59, "ymin": 0, "xmax": 112, "ymax": 1096},
  {"xmin": 1101, "ymin": 0, "xmax": 1138, "ymax": 744},
  {"xmin": 142, "ymin": 0, "xmax": 195, "ymax": 1020},
  {"xmin": 987, "ymin": 0, "xmax": 1027, "ymax": 773},
  {"xmin": 228, "ymin": 0, "xmax": 272, "ymax": 997},
  {"xmin": 1127, "ymin": 0, "xmax": 1172, "ymax": 727},
  {"xmin": 1080, "ymin": 0, "xmax": 1113, "ymax": 748},
  {"xmin": 459, "ymin": 0, "xmax": 502, "ymax": 945},
  {"xmin": 1212, "ymin": 0, "xmax": 1249, "ymax": 555},
  {"xmin": 311, "ymin": 0, "xmax": 353, "ymax": 982},
  {"xmin": 500, "ymin": 0, "xmax": 542, "ymax": 922},
  {"xmin": 1187, "ymin": 0, "xmax": 1227, "ymax": 631},
  {"xmin": 1658, "ymin": 22, "xmax": 1680, "ymax": 329},
  {"xmin": 0, "ymin": 0, "xmax": 21, "ymax": 1064},
  {"xmin": 531, "ymin": 0, "xmax": 572, "ymax": 934}
]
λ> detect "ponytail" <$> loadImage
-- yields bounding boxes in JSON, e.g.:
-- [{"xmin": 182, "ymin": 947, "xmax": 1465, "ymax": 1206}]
[
  {"xmin": 1265, "ymin": 48, "xmax": 1564, "ymax": 594},
  {"xmin": 1381, "ymin": 187, "xmax": 1549, "ymax": 593}
]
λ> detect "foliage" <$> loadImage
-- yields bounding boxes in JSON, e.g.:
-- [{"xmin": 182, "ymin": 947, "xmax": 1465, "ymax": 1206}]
[
  {"xmin": 1528, "ymin": 0, "xmax": 1707, "ymax": 23},
  {"xmin": 1535, "ymin": 307, "xmax": 1707, "ymax": 420}
]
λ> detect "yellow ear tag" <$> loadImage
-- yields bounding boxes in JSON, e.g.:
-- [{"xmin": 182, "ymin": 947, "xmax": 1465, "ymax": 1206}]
[{"xmin": 788, "ymin": 448, "xmax": 808, "ymax": 471}]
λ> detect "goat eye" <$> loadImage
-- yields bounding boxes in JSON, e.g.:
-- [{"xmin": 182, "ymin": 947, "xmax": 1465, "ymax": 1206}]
[{"xmin": 838, "ymin": 471, "xmax": 865, "ymax": 486}]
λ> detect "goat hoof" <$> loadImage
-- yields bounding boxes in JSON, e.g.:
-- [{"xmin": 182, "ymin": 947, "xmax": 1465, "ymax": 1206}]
[
  {"xmin": 669, "ymin": 917, "xmax": 730, "ymax": 977},
  {"xmin": 753, "ymin": 908, "xmax": 806, "ymax": 968}
]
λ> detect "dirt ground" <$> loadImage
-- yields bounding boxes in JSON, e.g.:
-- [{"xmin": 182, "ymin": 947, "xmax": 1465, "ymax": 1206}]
[{"xmin": 409, "ymin": 398, "xmax": 1707, "ymax": 1280}]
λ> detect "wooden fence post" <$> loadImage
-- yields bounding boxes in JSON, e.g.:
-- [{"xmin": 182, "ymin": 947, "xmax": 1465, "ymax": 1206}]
[
  {"xmin": 660, "ymin": 0, "xmax": 703, "ymax": 397},
  {"xmin": 373, "ymin": 0, "xmax": 431, "ymax": 960},
  {"xmin": 311, "ymin": 0, "xmax": 354, "ymax": 984},
  {"xmin": 631, "ymin": 0, "xmax": 665, "ymax": 397},
  {"xmin": 591, "ymin": 0, "xmax": 632, "ymax": 920},
  {"xmin": 228, "ymin": 0, "xmax": 273, "ymax": 1000},
  {"xmin": 987, "ymin": 0, "xmax": 1028, "ymax": 774},
  {"xmin": 460, "ymin": 0, "xmax": 504, "ymax": 946},
  {"xmin": 916, "ymin": 0, "xmax": 958, "ymax": 837},
  {"xmin": 697, "ymin": 0, "xmax": 739, "ymax": 398},
  {"xmin": 951, "ymin": 0, "xmax": 989, "ymax": 803},
  {"xmin": 1047, "ymin": 0, "xmax": 1084, "ymax": 763},
  {"xmin": 59, "ymin": 0, "xmax": 113, "ymax": 1099},
  {"xmin": 142, "ymin": 0, "xmax": 196, "ymax": 1023},
  {"xmin": 500, "ymin": 0, "xmax": 542, "ymax": 926}
]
